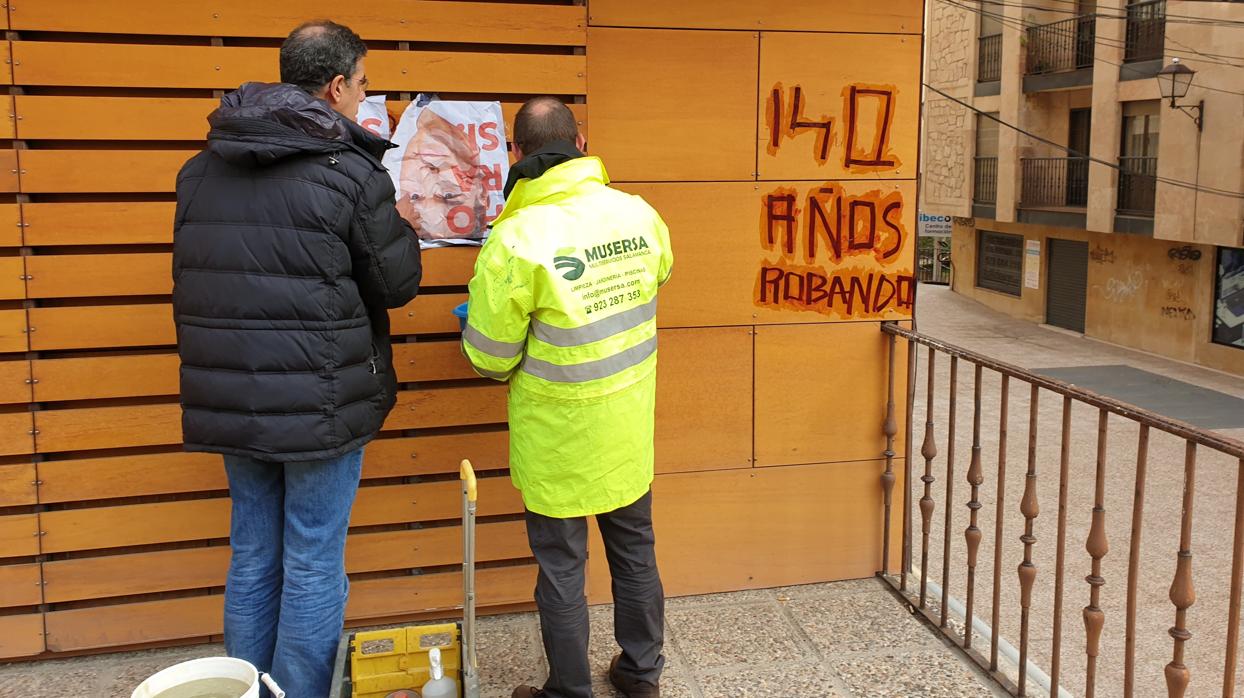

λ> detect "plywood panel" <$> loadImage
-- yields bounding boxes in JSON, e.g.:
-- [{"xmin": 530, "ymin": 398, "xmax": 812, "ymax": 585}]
[
  {"xmin": 0, "ymin": 150, "xmax": 19, "ymax": 193},
  {"xmin": 589, "ymin": 462, "xmax": 902, "ymax": 601},
  {"xmin": 0, "ymin": 256, "xmax": 25, "ymax": 300},
  {"xmin": 26, "ymin": 253, "xmax": 171, "ymax": 298},
  {"xmin": 0, "ymin": 462, "xmax": 37, "ymax": 506},
  {"xmin": 0, "ymin": 42, "xmax": 11, "ymax": 86},
  {"xmin": 0, "ymin": 308, "xmax": 28, "ymax": 353},
  {"xmin": 0, "ymin": 513, "xmax": 41, "ymax": 557},
  {"xmin": 0, "ymin": 614, "xmax": 45, "ymax": 659},
  {"xmin": 33, "ymin": 354, "xmax": 179, "ymax": 402},
  {"xmin": 0, "ymin": 95, "xmax": 15, "ymax": 140},
  {"xmin": 587, "ymin": 28, "xmax": 758, "ymax": 182},
  {"xmin": 13, "ymin": 1, "xmax": 586, "ymax": 46},
  {"xmin": 759, "ymin": 33, "xmax": 920, "ymax": 181},
  {"xmin": 0, "ymin": 204, "xmax": 22, "ymax": 247},
  {"xmin": 363, "ymin": 431, "xmax": 509, "ymax": 479},
  {"xmin": 655, "ymin": 327, "xmax": 752, "ymax": 473},
  {"xmin": 588, "ymin": 0, "xmax": 922, "ymax": 34},
  {"xmin": 754, "ymin": 323, "xmax": 907, "ymax": 467},
  {"xmin": 419, "ymin": 246, "xmax": 479, "ymax": 288},
  {"xmin": 18, "ymin": 149, "xmax": 193, "ymax": 193},
  {"xmin": 391, "ymin": 293, "xmax": 468, "ymax": 335},
  {"xmin": 0, "ymin": 410, "xmax": 35, "ymax": 456},
  {"xmin": 28, "ymin": 304, "xmax": 174, "ymax": 351},
  {"xmin": 36, "ymin": 403, "xmax": 180, "ymax": 454},
  {"xmin": 37, "ymin": 452, "xmax": 222, "ymax": 504},
  {"xmin": 384, "ymin": 385, "xmax": 507, "ymax": 431},
  {"xmin": 0, "ymin": 563, "xmax": 42, "ymax": 607},
  {"xmin": 347, "ymin": 564, "xmax": 536, "ymax": 619},
  {"xmin": 394, "ymin": 341, "xmax": 477, "ymax": 382},
  {"xmin": 22, "ymin": 201, "xmax": 175, "ymax": 246},
  {"xmin": 345, "ymin": 520, "xmax": 530, "ymax": 574},
  {"xmin": 624, "ymin": 180, "xmax": 916, "ymax": 327},
  {"xmin": 13, "ymin": 43, "xmax": 587, "ymax": 95},
  {"xmin": 351, "ymin": 476, "xmax": 522, "ymax": 528},
  {"xmin": 0, "ymin": 359, "xmax": 32, "ymax": 405}
]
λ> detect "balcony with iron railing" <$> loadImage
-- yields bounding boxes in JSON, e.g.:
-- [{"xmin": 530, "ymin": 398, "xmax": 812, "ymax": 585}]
[
  {"xmin": 973, "ymin": 156, "xmax": 998, "ymax": 218},
  {"xmin": 1024, "ymin": 15, "xmax": 1095, "ymax": 91},
  {"xmin": 1125, "ymin": 0, "xmax": 1166, "ymax": 64},
  {"xmin": 978, "ymin": 34, "xmax": 1002, "ymax": 85},
  {"xmin": 1116, "ymin": 155, "xmax": 1157, "ymax": 233},
  {"xmin": 1019, "ymin": 156, "xmax": 1089, "ymax": 226}
]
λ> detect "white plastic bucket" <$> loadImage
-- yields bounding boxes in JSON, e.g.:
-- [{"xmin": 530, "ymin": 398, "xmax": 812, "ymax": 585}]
[{"xmin": 130, "ymin": 657, "xmax": 285, "ymax": 698}]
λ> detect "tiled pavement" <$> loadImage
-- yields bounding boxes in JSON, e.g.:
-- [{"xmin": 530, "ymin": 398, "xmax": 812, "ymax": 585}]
[{"xmin": 0, "ymin": 577, "xmax": 1004, "ymax": 697}]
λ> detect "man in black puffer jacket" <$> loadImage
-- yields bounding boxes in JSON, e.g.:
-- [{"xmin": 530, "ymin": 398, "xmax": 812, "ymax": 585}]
[{"xmin": 172, "ymin": 20, "xmax": 420, "ymax": 697}]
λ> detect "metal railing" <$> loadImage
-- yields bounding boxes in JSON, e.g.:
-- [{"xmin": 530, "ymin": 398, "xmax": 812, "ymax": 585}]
[
  {"xmin": 1125, "ymin": 0, "xmax": 1166, "ymax": 63},
  {"xmin": 878, "ymin": 324, "xmax": 1244, "ymax": 697},
  {"xmin": 1025, "ymin": 15, "xmax": 1096, "ymax": 76},
  {"xmin": 1020, "ymin": 157, "xmax": 1089, "ymax": 208},
  {"xmin": 974, "ymin": 156, "xmax": 998, "ymax": 206},
  {"xmin": 979, "ymin": 34, "xmax": 1003, "ymax": 83},
  {"xmin": 1118, "ymin": 155, "xmax": 1157, "ymax": 216}
]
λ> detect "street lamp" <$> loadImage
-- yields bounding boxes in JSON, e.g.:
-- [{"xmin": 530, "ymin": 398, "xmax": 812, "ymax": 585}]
[{"xmin": 1157, "ymin": 58, "xmax": 1204, "ymax": 131}]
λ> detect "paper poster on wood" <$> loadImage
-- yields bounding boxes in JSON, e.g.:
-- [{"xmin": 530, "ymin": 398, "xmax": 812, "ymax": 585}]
[
  {"xmin": 383, "ymin": 100, "xmax": 509, "ymax": 248},
  {"xmin": 1025, "ymin": 239, "xmax": 1041, "ymax": 290},
  {"xmin": 356, "ymin": 95, "xmax": 391, "ymax": 141}
]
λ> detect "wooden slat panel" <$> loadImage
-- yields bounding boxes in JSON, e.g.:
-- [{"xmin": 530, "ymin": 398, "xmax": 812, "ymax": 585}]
[
  {"xmin": 33, "ymin": 354, "xmax": 179, "ymax": 402},
  {"xmin": 37, "ymin": 452, "xmax": 222, "ymax": 504},
  {"xmin": 44, "ymin": 564, "xmax": 536, "ymax": 652},
  {"xmin": 35, "ymin": 403, "xmax": 181, "ymax": 454},
  {"xmin": 390, "ymin": 293, "xmax": 468, "ymax": 335},
  {"xmin": 0, "ymin": 359, "xmax": 31, "ymax": 405},
  {"xmin": 41, "ymin": 520, "xmax": 529, "ymax": 603},
  {"xmin": 22, "ymin": 202, "xmax": 175, "ymax": 246},
  {"xmin": 28, "ymin": 304, "xmax": 174, "ymax": 351},
  {"xmin": 384, "ymin": 385, "xmax": 507, "ymax": 431},
  {"xmin": 0, "ymin": 513, "xmax": 40, "ymax": 557},
  {"xmin": 18, "ymin": 149, "xmax": 193, "ymax": 193},
  {"xmin": 0, "ymin": 256, "xmax": 25, "ymax": 300},
  {"xmin": 0, "ymin": 95, "xmax": 14, "ymax": 140},
  {"xmin": 363, "ymin": 431, "xmax": 508, "ymax": 479},
  {"xmin": 26, "ymin": 253, "xmax": 171, "ymax": 298},
  {"xmin": 588, "ymin": 0, "xmax": 922, "ymax": 34},
  {"xmin": 587, "ymin": 28, "xmax": 757, "ymax": 182},
  {"xmin": 419, "ymin": 246, "xmax": 479, "ymax": 288},
  {"xmin": 394, "ymin": 341, "xmax": 477, "ymax": 382},
  {"xmin": 12, "ymin": 1, "xmax": 585, "ymax": 46},
  {"xmin": 0, "ymin": 150, "xmax": 19, "ymax": 193},
  {"xmin": 0, "ymin": 308, "xmax": 27, "ymax": 353},
  {"xmin": 351, "ymin": 476, "xmax": 521, "ymax": 528},
  {"xmin": 13, "ymin": 43, "xmax": 587, "ymax": 95},
  {"xmin": 0, "ymin": 614, "xmax": 45, "ymax": 659},
  {"xmin": 0, "ymin": 462, "xmax": 37, "ymax": 506},
  {"xmin": 0, "ymin": 42, "xmax": 11, "ymax": 86},
  {"xmin": 0, "ymin": 410, "xmax": 34, "ymax": 457},
  {"xmin": 754, "ymin": 323, "xmax": 907, "ymax": 467},
  {"xmin": 655, "ymin": 328, "xmax": 752, "ymax": 473},
  {"xmin": 0, "ymin": 204, "xmax": 22, "ymax": 247},
  {"xmin": 0, "ymin": 562, "xmax": 43, "ymax": 607}
]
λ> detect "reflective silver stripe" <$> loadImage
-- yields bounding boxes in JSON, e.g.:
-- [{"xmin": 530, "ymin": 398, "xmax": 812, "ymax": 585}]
[
  {"xmin": 521, "ymin": 335, "xmax": 657, "ymax": 383},
  {"xmin": 462, "ymin": 323, "xmax": 525, "ymax": 359},
  {"xmin": 531, "ymin": 298, "xmax": 657, "ymax": 347}
]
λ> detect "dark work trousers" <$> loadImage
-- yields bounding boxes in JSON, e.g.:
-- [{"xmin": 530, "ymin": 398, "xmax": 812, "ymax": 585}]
[{"xmin": 525, "ymin": 490, "xmax": 665, "ymax": 698}]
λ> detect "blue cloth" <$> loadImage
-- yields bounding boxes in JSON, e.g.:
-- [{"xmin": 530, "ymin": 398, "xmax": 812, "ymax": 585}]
[{"xmin": 222, "ymin": 448, "xmax": 364, "ymax": 698}]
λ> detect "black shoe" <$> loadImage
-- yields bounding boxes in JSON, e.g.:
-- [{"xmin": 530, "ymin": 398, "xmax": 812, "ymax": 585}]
[
  {"xmin": 609, "ymin": 655, "xmax": 660, "ymax": 698},
  {"xmin": 512, "ymin": 686, "xmax": 545, "ymax": 698}
]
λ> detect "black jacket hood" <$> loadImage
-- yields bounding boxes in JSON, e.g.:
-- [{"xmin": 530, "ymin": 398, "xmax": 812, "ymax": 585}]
[{"xmin": 207, "ymin": 82, "xmax": 390, "ymax": 168}]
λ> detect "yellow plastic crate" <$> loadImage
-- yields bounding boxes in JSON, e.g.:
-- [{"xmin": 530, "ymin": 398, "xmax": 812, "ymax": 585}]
[{"xmin": 348, "ymin": 623, "xmax": 462, "ymax": 698}]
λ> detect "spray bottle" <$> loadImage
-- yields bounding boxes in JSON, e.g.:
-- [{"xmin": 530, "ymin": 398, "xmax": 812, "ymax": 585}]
[{"xmin": 421, "ymin": 646, "xmax": 458, "ymax": 698}]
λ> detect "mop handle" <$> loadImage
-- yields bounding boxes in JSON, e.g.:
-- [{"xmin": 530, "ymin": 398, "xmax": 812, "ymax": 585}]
[{"xmin": 460, "ymin": 459, "xmax": 480, "ymax": 698}]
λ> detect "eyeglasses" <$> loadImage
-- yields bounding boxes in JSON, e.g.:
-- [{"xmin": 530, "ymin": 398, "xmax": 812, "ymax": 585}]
[{"xmin": 352, "ymin": 75, "xmax": 369, "ymax": 90}]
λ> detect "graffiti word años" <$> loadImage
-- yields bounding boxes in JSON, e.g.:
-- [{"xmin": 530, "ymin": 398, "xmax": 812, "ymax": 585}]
[
  {"xmin": 1089, "ymin": 245, "xmax": 1116, "ymax": 264},
  {"xmin": 1161, "ymin": 306, "xmax": 1197, "ymax": 321},
  {"xmin": 763, "ymin": 186, "xmax": 906, "ymax": 265},
  {"xmin": 757, "ymin": 266, "xmax": 915, "ymax": 318},
  {"xmin": 766, "ymin": 83, "xmax": 901, "ymax": 171},
  {"xmin": 1102, "ymin": 271, "xmax": 1146, "ymax": 302}
]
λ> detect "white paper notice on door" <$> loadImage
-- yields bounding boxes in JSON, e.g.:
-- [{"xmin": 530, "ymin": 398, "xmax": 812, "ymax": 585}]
[{"xmin": 1025, "ymin": 239, "xmax": 1041, "ymax": 290}]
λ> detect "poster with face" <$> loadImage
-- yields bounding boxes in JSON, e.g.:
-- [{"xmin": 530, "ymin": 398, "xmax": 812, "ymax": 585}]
[
  {"xmin": 382, "ymin": 100, "xmax": 508, "ymax": 247},
  {"xmin": 356, "ymin": 95, "xmax": 391, "ymax": 141}
]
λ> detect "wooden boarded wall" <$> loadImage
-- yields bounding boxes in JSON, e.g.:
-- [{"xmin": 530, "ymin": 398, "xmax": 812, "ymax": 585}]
[{"xmin": 0, "ymin": 0, "xmax": 921, "ymax": 661}]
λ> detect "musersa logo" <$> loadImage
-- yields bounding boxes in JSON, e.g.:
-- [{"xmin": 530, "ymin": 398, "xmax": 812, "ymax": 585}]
[
  {"xmin": 585, "ymin": 236, "xmax": 649, "ymax": 263},
  {"xmin": 553, "ymin": 247, "xmax": 586, "ymax": 281}
]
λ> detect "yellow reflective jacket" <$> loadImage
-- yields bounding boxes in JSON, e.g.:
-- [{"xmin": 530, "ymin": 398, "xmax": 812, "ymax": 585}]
[{"xmin": 462, "ymin": 156, "xmax": 673, "ymax": 518}]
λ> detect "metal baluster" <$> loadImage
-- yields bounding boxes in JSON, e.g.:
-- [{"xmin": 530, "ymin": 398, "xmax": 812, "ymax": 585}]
[
  {"xmin": 904, "ymin": 337, "xmax": 917, "ymax": 592},
  {"xmin": 1224, "ymin": 457, "xmax": 1244, "ymax": 698},
  {"xmin": 1050, "ymin": 396, "xmax": 1072, "ymax": 695},
  {"xmin": 941, "ymin": 356, "xmax": 959, "ymax": 628},
  {"xmin": 991, "ymin": 375, "xmax": 1010, "ymax": 670},
  {"xmin": 881, "ymin": 331, "xmax": 897, "ymax": 576},
  {"xmin": 1017, "ymin": 385, "xmax": 1040, "ymax": 696},
  {"xmin": 1125, "ymin": 425, "xmax": 1151, "ymax": 697},
  {"xmin": 1165, "ymin": 442, "xmax": 1198, "ymax": 698},
  {"xmin": 964, "ymin": 363, "xmax": 985, "ymax": 649},
  {"xmin": 920, "ymin": 347, "xmax": 938, "ymax": 608},
  {"xmin": 1084, "ymin": 409, "xmax": 1109, "ymax": 698}
]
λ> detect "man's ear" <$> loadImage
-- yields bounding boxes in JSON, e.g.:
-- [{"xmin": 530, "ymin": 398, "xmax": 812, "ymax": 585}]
[
  {"xmin": 325, "ymin": 74, "xmax": 348, "ymax": 106},
  {"xmin": 575, "ymin": 133, "xmax": 587, "ymax": 153},
  {"xmin": 513, "ymin": 143, "xmax": 524, "ymax": 161}
]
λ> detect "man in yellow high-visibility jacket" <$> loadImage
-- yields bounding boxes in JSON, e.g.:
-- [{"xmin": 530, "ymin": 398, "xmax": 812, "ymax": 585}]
[{"xmin": 463, "ymin": 97, "xmax": 672, "ymax": 698}]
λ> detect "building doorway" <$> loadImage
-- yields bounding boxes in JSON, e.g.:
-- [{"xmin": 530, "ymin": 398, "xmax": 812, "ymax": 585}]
[{"xmin": 1046, "ymin": 239, "xmax": 1089, "ymax": 333}]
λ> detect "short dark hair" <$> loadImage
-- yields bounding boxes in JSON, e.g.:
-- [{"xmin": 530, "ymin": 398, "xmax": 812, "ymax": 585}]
[
  {"xmin": 280, "ymin": 20, "xmax": 368, "ymax": 94},
  {"xmin": 513, "ymin": 97, "xmax": 579, "ymax": 154}
]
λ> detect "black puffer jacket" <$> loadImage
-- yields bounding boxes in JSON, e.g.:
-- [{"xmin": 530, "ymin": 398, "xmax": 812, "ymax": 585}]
[{"xmin": 173, "ymin": 83, "xmax": 421, "ymax": 462}]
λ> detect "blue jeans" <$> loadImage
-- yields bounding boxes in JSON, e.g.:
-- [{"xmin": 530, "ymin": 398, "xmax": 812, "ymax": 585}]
[{"xmin": 223, "ymin": 448, "xmax": 364, "ymax": 698}]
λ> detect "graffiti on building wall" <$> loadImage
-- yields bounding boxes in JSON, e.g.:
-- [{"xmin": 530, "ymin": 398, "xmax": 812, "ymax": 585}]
[
  {"xmin": 1089, "ymin": 244, "xmax": 1116, "ymax": 265},
  {"xmin": 1101, "ymin": 270, "xmax": 1146, "ymax": 303},
  {"xmin": 756, "ymin": 82, "xmax": 913, "ymax": 320}
]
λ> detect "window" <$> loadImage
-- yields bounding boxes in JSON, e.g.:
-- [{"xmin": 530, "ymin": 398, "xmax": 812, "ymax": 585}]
[
  {"xmin": 974, "ymin": 114, "xmax": 1000, "ymax": 205},
  {"xmin": 1118, "ymin": 101, "xmax": 1159, "ymax": 215},
  {"xmin": 1121, "ymin": 101, "xmax": 1160, "ymax": 158},
  {"xmin": 976, "ymin": 231, "xmax": 1024, "ymax": 296},
  {"xmin": 1213, "ymin": 247, "xmax": 1244, "ymax": 349}
]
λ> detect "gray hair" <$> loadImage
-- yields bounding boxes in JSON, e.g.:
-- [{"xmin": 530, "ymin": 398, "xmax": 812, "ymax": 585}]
[{"xmin": 280, "ymin": 20, "xmax": 367, "ymax": 94}]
